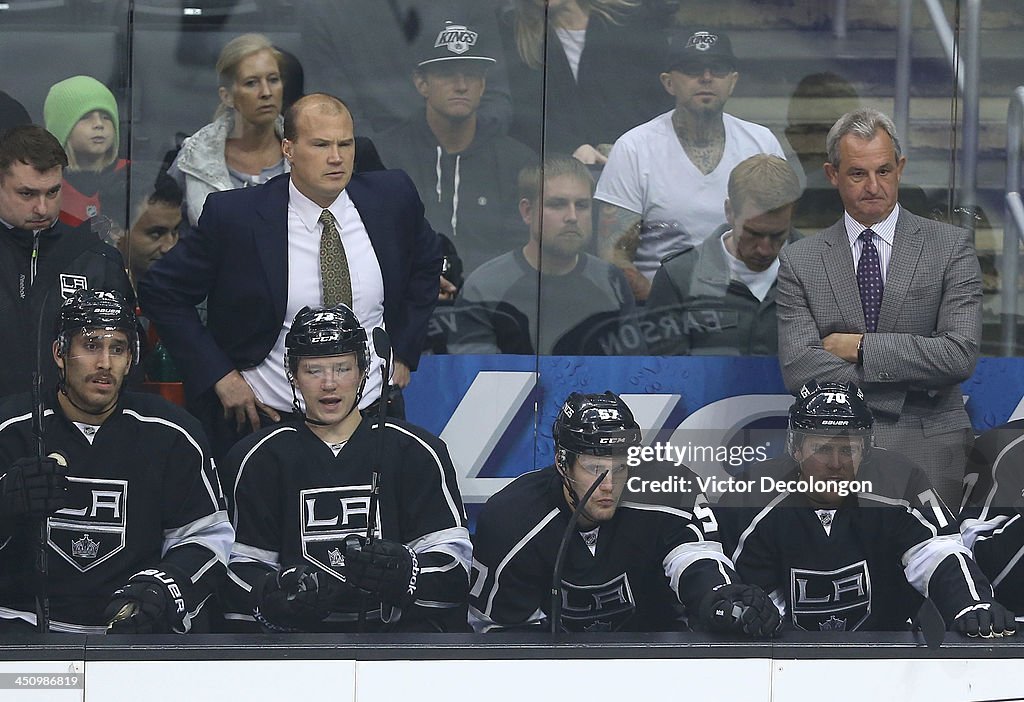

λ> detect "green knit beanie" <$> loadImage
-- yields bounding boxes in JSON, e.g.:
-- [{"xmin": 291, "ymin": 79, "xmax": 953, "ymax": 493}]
[{"xmin": 44, "ymin": 75, "xmax": 120, "ymax": 150}]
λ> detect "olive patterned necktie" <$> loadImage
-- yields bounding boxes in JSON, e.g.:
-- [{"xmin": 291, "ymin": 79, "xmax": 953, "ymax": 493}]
[{"xmin": 319, "ymin": 208, "xmax": 352, "ymax": 308}]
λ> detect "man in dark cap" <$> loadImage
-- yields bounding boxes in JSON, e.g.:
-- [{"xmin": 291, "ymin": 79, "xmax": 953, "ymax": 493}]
[
  {"xmin": 595, "ymin": 29, "xmax": 786, "ymax": 301},
  {"xmin": 376, "ymin": 19, "xmax": 536, "ymax": 276}
]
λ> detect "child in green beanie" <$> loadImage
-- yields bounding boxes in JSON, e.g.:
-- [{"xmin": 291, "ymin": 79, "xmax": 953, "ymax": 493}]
[{"xmin": 44, "ymin": 75, "xmax": 129, "ymax": 240}]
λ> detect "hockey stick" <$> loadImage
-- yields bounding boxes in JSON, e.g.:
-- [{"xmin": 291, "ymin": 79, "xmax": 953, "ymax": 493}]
[
  {"xmin": 914, "ymin": 597, "xmax": 946, "ymax": 649},
  {"xmin": 366, "ymin": 326, "xmax": 392, "ymax": 545},
  {"xmin": 357, "ymin": 327, "xmax": 392, "ymax": 632},
  {"xmin": 550, "ymin": 470, "xmax": 608, "ymax": 636},
  {"xmin": 31, "ymin": 283, "xmax": 53, "ymax": 634}
]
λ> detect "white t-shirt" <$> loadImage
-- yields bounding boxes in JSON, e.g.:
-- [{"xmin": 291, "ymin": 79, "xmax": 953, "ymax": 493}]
[
  {"xmin": 595, "ymin": 110, "xmax": 785, "ymax": 279},
  {"xmin": 242, "ymin": 181, "xmax": 386, "ymax": 414},
  {"xmin": 554, "ymin": 27, "xmax": 586, "ymax": 82}
]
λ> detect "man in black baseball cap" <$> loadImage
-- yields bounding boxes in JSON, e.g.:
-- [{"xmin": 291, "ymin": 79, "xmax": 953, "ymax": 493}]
[
  {"xmin": 376, "ymin": 20, "xmax": 536, "ymax": 277},
  {"xmin": 594, "ymin": 27, "xmax": 785, "ymax": 302}
]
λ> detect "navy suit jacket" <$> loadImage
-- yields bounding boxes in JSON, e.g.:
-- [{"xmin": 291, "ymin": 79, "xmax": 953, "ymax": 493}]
[{"xmin": 139, "ymin": 170, "xmax": 441, "ymax": 401}]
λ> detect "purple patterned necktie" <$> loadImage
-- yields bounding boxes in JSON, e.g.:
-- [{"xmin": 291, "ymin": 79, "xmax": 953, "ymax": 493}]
[{"xmin": 857, "ymin": 229, "xmax": 883, "ymax": 332}]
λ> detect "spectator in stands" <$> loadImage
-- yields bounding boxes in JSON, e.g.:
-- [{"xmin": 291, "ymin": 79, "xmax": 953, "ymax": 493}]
[
  {"xmin": 377, "ymin": 19, "xmax": 537, "ymax": 276},
  {"xmin": 44, "ymin": 75, "xmax": 129, "ymax": 237},
  {"xmin": 299, "ymin": 0, "xmax": 512, "ymax": 141},
  {"xmin": 645, "ymin": 154, "xmax": 800, "ymax": 355},
  {"xmin": 498, "ymin": 0, "xmax": 673, "ymax": 161},
  {"xmin": 0, "ymin": 91, "xmax": 31, "ymax": 134},
  {"xmin": 117, "ymin": 174, "xmax": 183, "ymax": 291},
  {"xmin": 595, "ymin": 28, "xmax": 785, "ymax": 301},
  {"xmin": 169, "ymin": 33, "xmax": 286, "ymax": 228},
  {"xmin": 449, "ymin": 155, "xmax": 638, "ymax": 355}
]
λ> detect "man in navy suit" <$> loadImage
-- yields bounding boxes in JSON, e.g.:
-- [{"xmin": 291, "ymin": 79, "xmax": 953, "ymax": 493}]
[{"xmin": 139, "ymin": 93, "xmax": 441, "ymax": 460}]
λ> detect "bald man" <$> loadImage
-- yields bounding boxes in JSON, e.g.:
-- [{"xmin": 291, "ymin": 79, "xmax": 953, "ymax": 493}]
[{"xmin": 140, "ymin": 93, "xmax": 441, "ymax": 461}]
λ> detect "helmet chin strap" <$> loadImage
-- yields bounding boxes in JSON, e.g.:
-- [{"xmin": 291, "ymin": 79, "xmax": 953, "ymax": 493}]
[
  {"xmin": 289, "ymin": 364, "xmax": 369, "ymax": 428},
  {"xmin": 556, "ymin": 449, "xmax": 602, "ymax": 526},
  {"xmin": 57, "ymin": 374, "xmax": 119, "ymax": 420}
]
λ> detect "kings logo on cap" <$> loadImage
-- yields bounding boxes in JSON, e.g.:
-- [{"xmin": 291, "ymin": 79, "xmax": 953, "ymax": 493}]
[
  {"xmin": 686, "ymin": 31, "xmax": 719, "ymax": 52},
  {"xmin": 435, "ymin": 24, "xmax": 477, "ymax": 55}
]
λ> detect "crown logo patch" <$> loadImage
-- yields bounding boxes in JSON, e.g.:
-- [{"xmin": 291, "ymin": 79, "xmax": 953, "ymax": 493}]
[
  {"xmin": 72, "ymin": 534, "xmax": 99, "ymax": 559},
  {"xmin": 328, "ymin": 547, "xmax": 344, "ymax": 567},
  {"xmin": 818, "ymin": 614, "xmax": 847, "ymax": 631}
]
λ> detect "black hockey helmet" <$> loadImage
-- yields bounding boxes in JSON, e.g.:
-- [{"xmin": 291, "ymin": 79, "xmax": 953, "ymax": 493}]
[
  {"xmin": 285, "ymin": 304, "xmax": 369, "ymax": 374},
  {"xmin": 787, "ymin": 380, "xmax": 873, "ymax": 453},
  {"xmin": 552, "ymin": 391, "xmax": 641, "ymax": 458},
  {"xmin": 55, "ymin": 289, "xmax": 139, "ymax": 368}
]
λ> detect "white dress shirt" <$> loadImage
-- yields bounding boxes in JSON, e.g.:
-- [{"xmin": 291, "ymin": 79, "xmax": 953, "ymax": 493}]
[{"xmin": 242, "ymin": 180, "xmax": 386, "ymax": 413}]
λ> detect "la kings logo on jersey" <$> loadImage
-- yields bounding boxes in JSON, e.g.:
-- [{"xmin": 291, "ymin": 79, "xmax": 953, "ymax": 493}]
[
  {"xmin": 47, "ymin": 477, "xmax": 127, "ymax": 572},
  {"xmin": 300, "ymin": 485, "xmax": 380, "ymax": 583},
  {"xmin": 558, "ymin": 573, "xmax": 636, "ymax": 632},
  {"xmin": 59, "ymin": 274, "xmax": 88, "ymax": 301},
  {"xmin": 790, "ymin": 560, "xmax": 871, "ymax": 632}
]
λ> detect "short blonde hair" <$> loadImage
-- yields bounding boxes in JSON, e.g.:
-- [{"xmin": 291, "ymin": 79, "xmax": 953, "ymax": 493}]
[{"xmin": 728, "ymin": 154, "xmax": 801, "ymax": 215}]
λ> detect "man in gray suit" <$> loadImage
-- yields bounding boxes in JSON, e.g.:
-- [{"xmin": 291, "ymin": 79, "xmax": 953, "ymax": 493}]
[{"xmin": 776, "ymin": 108, "xmax": 981, "ymax": 507}]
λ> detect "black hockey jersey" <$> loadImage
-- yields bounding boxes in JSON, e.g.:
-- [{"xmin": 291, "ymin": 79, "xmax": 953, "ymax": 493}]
[
  {"xmin": 469, "ymin": 465, "xmax": 736, "ymax": 632},
  {"xmin": 960, "ymin": 419, "xmax": 1024, "ymax": 612},
  {"xmin": 0, "ymin": 390, "xmax": 230, "ymax": 632},
  {"xmin": 718, "ymin": 450, "xmax": 996, "ymax": 632},
  {"xmin": 223, "ymin": 417, "xmax": 471, "ymax": 632}
]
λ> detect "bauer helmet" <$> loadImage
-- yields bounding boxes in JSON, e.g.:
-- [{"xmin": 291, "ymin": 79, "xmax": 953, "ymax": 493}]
[
  {"xmin": 787, "ymin": 380, "xmax": 873, "ymax": 454},
  {"xmin": 55, "ymin": 289, "xmax": 139, "ymax": 369}
]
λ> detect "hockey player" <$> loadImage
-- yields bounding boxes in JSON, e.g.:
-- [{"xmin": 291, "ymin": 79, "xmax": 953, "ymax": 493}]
[
  {"xmin": 960, "ymin": 419, "xmax": 1024, "ymax": 615},
  {"xmin": 719, "ymin": 380, "xmax": 1015, "ymax": 636},
  {"xmin": 469, "ymin": 390, "xmax": 780, "ymax": 635},
  {"xmin": 0, "ymin": 289, "xmax": 231, "ymax": 633},
  {"xmin": 223, "ymin": 304, "xmax": 470, "ymax": 632}
]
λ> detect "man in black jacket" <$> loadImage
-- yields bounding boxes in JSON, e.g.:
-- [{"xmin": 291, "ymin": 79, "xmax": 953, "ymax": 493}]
[{"xmin": 0, "ymin": 125, "xmax": 133, "ymax": 400}]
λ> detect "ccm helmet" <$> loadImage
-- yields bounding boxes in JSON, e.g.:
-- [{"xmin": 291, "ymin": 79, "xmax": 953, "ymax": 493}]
[
  {"xmin": 552, "ymin": 391, "xmax": 641, "ymax": 458},
  {"xmin": 55, "ymin": 289, "xmax": 139, "ymax": 369},
  {"xmin": 787, "ymin": 380, "xmax": 873, "ymax": 454},
  {"xmin": 285, "ymin": 305, "xmax": 369, "ymax": 374},
  {"xmin": 284, "ymin": 304, "xmax": 369, "ymax": 421}
]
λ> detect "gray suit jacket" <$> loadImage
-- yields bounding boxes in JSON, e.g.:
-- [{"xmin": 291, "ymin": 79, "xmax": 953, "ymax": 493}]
[{"xmin": 776, "ymin": 208, "xmax": 982, "ymax": 435}]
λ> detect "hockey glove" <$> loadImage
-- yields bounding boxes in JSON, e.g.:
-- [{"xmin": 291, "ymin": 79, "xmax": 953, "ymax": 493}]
[
  {"xmin": 104, "ymin": 567, "xmax": 190, "ymax": 634},
  {"xmin": 697, "ymin": 583, "xmax": 781, "ymax": 638},
  {"xmin": 255, "ymin": 565, "xmax": 347, "ymax": 632},
  {"xmin": 0, "ymin": 456, "xmax": 68, "ymax": 519},
  {"xmin": 951, "ymin": 602, "xmax": 1017, "ymax": 638},
  {"xmin": 342, "ymin": 534, "xmax": 419, "ymax": 607}
]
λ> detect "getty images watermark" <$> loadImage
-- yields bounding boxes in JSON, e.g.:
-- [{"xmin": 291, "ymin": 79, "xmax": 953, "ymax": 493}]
[{"xmin": 624, "ymin": 442, "xmax": 872, "ymax": 497}]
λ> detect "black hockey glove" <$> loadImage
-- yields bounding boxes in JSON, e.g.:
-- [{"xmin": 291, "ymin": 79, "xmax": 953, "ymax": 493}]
[
  {"xmin": 0, "ymin": 456, "xmax": 68, "ymax": 519},
  {"xmin": 255, "ymin": 565, "xmax": 347, "ymax": 632},
  {"xmin": 698, "ymin": 583, "xmax": 781, "ymax": 638},
  {"xmin": 951, "ymin": 602, "xmax": 1017, "ymax": 638},
  {"xmin": 104, "ymin": 567, "xmax": 190, "ymax": 634},
  {"xmin": 342, "ymin": 534, "xmax": 419, "ymax": 607}
]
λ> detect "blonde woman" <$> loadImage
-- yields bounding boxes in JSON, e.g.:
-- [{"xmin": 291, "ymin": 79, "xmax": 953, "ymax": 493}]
[{"xmin": 169, "ymin": 33, "xmax": 286, "ymax": 227}]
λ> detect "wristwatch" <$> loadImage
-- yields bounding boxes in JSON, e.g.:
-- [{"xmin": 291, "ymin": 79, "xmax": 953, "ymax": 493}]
[{"xmin": 857, "ymin": 336, "xmax": 865, "ymax": 366}]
